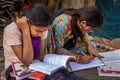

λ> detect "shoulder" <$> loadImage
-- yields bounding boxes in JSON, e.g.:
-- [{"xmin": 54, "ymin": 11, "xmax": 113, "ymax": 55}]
[
  {"xmin": 4, "ymin": 22, "xmax": 21, "ymax": 35},
  {"xmin": 54, "ymin": 14, "xmax": 67, "ymax": 21},
  {"xmin": 4, "ymin": 22, "xmax": 18, "ymax": 30},
  {"xmin": 53, "ymin": 14, "xmax": 70, "ymax": 26}
]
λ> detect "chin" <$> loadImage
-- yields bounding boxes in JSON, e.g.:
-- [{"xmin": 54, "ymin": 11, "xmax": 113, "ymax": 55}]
[{"xmin": 31, "ymin": 35, "xmax": 39, "ymax": 37}]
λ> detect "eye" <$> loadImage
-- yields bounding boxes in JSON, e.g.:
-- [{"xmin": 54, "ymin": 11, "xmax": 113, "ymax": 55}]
[{"xmin": 36, "ymin": 30, "xmax": 43, "ymax": 33}]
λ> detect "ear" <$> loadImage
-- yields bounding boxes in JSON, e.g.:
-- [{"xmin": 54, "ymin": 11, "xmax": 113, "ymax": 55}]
[{"xmin": 80, "ymin": 21, "xmax": 87, "ymax": 27}]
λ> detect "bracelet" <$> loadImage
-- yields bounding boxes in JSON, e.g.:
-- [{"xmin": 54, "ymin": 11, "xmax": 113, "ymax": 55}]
[{"xmin": 76, "ymin": 54, "xmax": 83, "ymax": 63}]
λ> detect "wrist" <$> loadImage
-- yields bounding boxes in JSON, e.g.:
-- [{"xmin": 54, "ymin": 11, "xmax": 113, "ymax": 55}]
[{"xmin": 76, "ymin": 54, "xmax": 83, "ymax": 63}]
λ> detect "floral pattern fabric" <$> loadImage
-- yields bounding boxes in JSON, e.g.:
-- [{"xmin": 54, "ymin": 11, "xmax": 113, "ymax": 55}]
[{"xmin": 45, "ymin": 14, "xmax": 87, "ymax": 54}]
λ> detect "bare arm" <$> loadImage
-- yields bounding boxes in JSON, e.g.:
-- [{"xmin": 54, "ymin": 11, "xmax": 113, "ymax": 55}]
[
  {"xmin": 83, "ymin": 37, "xmax": 103, "ymax": 59},
  {"xmin": 12, "ymin": 17, "xmax": 34, "ymax": 66},
  {"xmin": 38, "ymin": 39, "xmax": 46, "ymax": 61}
]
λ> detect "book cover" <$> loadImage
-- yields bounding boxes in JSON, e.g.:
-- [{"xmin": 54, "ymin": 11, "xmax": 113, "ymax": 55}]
[
  {"xmin": 12, "ymin": 62, "xmax": 35, "ymax": 79},
  {"xmin": 29, "ymin": 71, "xmax": 46, "ymax": 80},
  {"xmin": 97, "ymin": 63, "xmax": 120, "ymax": 77}
]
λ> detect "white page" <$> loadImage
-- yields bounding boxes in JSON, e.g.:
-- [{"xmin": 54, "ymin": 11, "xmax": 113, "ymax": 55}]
[
  {"xmin": 43, "ymin": 54, "xmax": 76, "ymax": 68},
  {"xmin": 99, "ymin": 50, "xmax": 120, "ymax": 64},
  {"xmin": 29, "ymin": 61, "xmax": 63, "ymax": 75},
  {"xmin": 70, "ymin": 57, "xmax": 104, "ymax": 71}
]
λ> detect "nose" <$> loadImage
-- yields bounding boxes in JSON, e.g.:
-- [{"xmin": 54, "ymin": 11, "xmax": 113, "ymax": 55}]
[{"xmin": 38, "ymin": 33, "xmax": 43, "ymax": 37}]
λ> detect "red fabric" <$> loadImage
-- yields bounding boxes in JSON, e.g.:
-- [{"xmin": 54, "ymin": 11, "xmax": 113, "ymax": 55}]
[{"xmin": 21, "ymin": 3, "xmax": 28, "ymax": 9}]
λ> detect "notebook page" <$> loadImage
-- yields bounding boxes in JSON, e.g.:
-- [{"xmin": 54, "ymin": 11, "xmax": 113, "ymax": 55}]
[
  {"xmin": 99, "ymin": 50, "xmax": 120, "ymax": 64},
  {"xmin": 70, "ymin": 57, "xmax": 104, "ymax": 71}
]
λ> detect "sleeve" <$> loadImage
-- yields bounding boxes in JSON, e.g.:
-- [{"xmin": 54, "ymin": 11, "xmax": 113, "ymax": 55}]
[
  {"xmin": 53, "ymin": 23, "xmax": 68, "ymax": 55},
  {"xmin": 41, "ymin": 30, "xmax": 48, "ymax": 40},
  {"xmin": 3, "ymin": 27, "xmax": 22, "ymax": 46}
]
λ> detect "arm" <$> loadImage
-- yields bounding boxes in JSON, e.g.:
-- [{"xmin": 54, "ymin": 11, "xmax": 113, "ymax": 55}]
[
  {"xmin": 12, "ymin": 17, "xmax": 34, "ymax": 66},
  {"xmin": 83, "ymin": 34, "xmax": 103, "ymax": 59},
  {"xmin": 38, "ymin": 30, "xmax": 48, "ymax": 61},
  {"xmin": 53, "ymin": 23, "xmax": 92, "ymax": 63}
]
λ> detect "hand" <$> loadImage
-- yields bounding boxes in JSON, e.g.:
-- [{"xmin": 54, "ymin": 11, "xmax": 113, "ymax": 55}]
[
  {"xmin": 16, "ymin": 16, "xmax": 30, "ymax": 31},
  {"xmin": 87, "ymin": 45, "xmax": 104, "ymax": 59},
  {"xmin": 76, "ymin": 54, "xmax": 92, "ymax": 64}
]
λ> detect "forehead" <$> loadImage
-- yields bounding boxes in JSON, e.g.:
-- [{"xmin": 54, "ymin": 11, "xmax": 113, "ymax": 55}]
[{"xmin": 33, "ymin": 26, "xmax": 49, "ymax": 32}]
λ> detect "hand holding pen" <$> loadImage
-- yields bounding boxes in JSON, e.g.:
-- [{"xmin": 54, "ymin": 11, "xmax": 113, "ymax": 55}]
[{"xmin": 76, "ymin": 48, "xmax": 92, "ymax": 64}]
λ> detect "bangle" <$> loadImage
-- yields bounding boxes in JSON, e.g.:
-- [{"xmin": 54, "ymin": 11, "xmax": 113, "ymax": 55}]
[{"xmin": 76, "ymin": 54, "xmax": 82, "ymax": 63}]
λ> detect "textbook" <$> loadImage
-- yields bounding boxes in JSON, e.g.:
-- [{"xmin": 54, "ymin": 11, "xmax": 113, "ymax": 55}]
[
  {"xmin": 29, "ymin": 54, "xmax": 76, "ymax": 75},
  {"xmin": 97, "ymin": 50, "xmax": 120, "ymax": 77},
  {"xmin": 29, "ymin": 71, "xmax": 46, "ymax": 80},
  {"xmin": 98, "ymin": 50, "xmax": 120, "ymax": 64},
  {"xmin": 11, "ymin": 62, "xmax": 35, "ymax": 80},
  {"xmin": 97, "ymin": 63, "xmax": 120, "ymax": 77}
]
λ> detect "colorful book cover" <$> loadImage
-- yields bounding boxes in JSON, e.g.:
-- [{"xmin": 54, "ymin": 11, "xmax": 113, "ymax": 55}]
[
  {"xmin": 11, "ymin": 62, "xmax": 35, "ymax": 79},
  {"xmin": 29, "ymin": 72, "xmax": 46, "ymax": 80}
]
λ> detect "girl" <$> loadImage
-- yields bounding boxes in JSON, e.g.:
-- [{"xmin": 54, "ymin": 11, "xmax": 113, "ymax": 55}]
[
  {"xmin": 2, "ymin": 3, "xmax": 51, "ymax": 80},
  {"xmin": 45, "ymin": 6, "xmax": 104, "ymax": 64}
]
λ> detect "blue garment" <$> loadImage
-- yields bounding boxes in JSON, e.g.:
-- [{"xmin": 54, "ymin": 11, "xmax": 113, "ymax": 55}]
[{"xmin": 90, "ymin": 0, "xmax": 120, "ymax": 40}]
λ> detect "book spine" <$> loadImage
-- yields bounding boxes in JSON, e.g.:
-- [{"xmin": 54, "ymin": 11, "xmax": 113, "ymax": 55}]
[{"xmin": 100, "ymin": 69, "xmax": 120, "ymax": 74}]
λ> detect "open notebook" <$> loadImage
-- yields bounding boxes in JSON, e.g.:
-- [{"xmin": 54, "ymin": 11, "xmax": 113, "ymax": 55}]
[
  {"xmin": 70, "ymin": 50, "xmax": 120, "ymax": 71},
  {"xmin": 69, "ymin": 57, "xmax": 104, "ymax": 71}
]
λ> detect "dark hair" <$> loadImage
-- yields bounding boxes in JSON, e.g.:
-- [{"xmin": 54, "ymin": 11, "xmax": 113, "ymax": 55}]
[
  {"xmin": 78, "ymin": 6, "xmax": 103, "ymax": 28},
  {"xmin": 19, "ymin": 3, "xmax": 51, "ymax": 27},
  {"xmin": 51, "ymin": 8, "xmax": 77, "ymax": 21},
  {"xmin": 63, "ymin": 6, "xmax": 103, "ymax": 50}
]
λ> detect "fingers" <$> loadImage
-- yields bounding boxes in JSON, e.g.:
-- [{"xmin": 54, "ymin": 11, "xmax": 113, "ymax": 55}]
[
  {"xmin": 76, "ymin": 55, "xmax": 92, "ymax": 64},
  {"xmin": 91, "ymin": 52, "xmax": 104, "ymax": 59},
  {"xmin": 89, "ymin": 54, "xmax": 94, "ymax": 59},
  {"xmin": 16, "ymin": 16, "xmax": 28, "ymax": 26},
  {"xmin": 96, "ymin": 54, "xmax": 104, "ymax": 59},
  {"xmin": 89, "ymin": 48, "xmax": 104, "ymax": 59},
  {"xmin": 16, "ymin": 16, "xmax": 27, "ymax": 22}
]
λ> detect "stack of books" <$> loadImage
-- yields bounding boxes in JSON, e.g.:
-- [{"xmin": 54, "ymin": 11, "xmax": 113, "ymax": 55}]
[
  {"xmin": 11, "ymin": 62, "xmax": 46, "ymax": 80},
  {"xmin": 97, "ymin": 50, "xmax": 120, "ymax": 77}
]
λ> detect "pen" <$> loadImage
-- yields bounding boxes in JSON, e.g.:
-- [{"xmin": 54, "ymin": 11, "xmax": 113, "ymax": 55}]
[{"xmin": 78, "ymin": 48, "xmax": 87, "ymax": 56}]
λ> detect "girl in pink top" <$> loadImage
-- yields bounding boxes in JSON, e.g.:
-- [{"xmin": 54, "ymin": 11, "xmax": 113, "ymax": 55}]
[{"xmin": 2, "ymin": 3, "xmax": 51, "ymax": 80}]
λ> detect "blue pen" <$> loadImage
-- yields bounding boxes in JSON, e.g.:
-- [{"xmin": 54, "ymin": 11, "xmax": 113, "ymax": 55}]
[{"xmin": 78, "ymin": 48, "xmax": 86, "ymax": 55}]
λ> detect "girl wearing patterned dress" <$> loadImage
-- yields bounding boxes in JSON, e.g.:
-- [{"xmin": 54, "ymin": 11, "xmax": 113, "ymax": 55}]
[{"xmin": 45, "ymin": 6, "xmax": 104, "ymax": 64}]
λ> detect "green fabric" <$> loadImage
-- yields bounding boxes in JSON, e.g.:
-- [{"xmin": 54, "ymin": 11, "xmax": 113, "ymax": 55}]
[{"xmin": 90, "ymin": 0, "xmax": 120, "ymax": 40}]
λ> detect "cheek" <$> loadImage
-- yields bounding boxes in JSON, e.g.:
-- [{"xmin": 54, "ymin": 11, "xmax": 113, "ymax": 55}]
[
  {"xmin": 38, "ymin": 32, "xmax": 43, "ymax": 37},
  {"xmin": 34, "ymin": 32, "xmax": 43, "ymax": 37},
  {"xmin": 84, "ymin": 27, "xmax": 91, "ymax": 32},
  {"xmin": 31, "ymin": 30, "xmax": 40, "ymax": 37}
]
